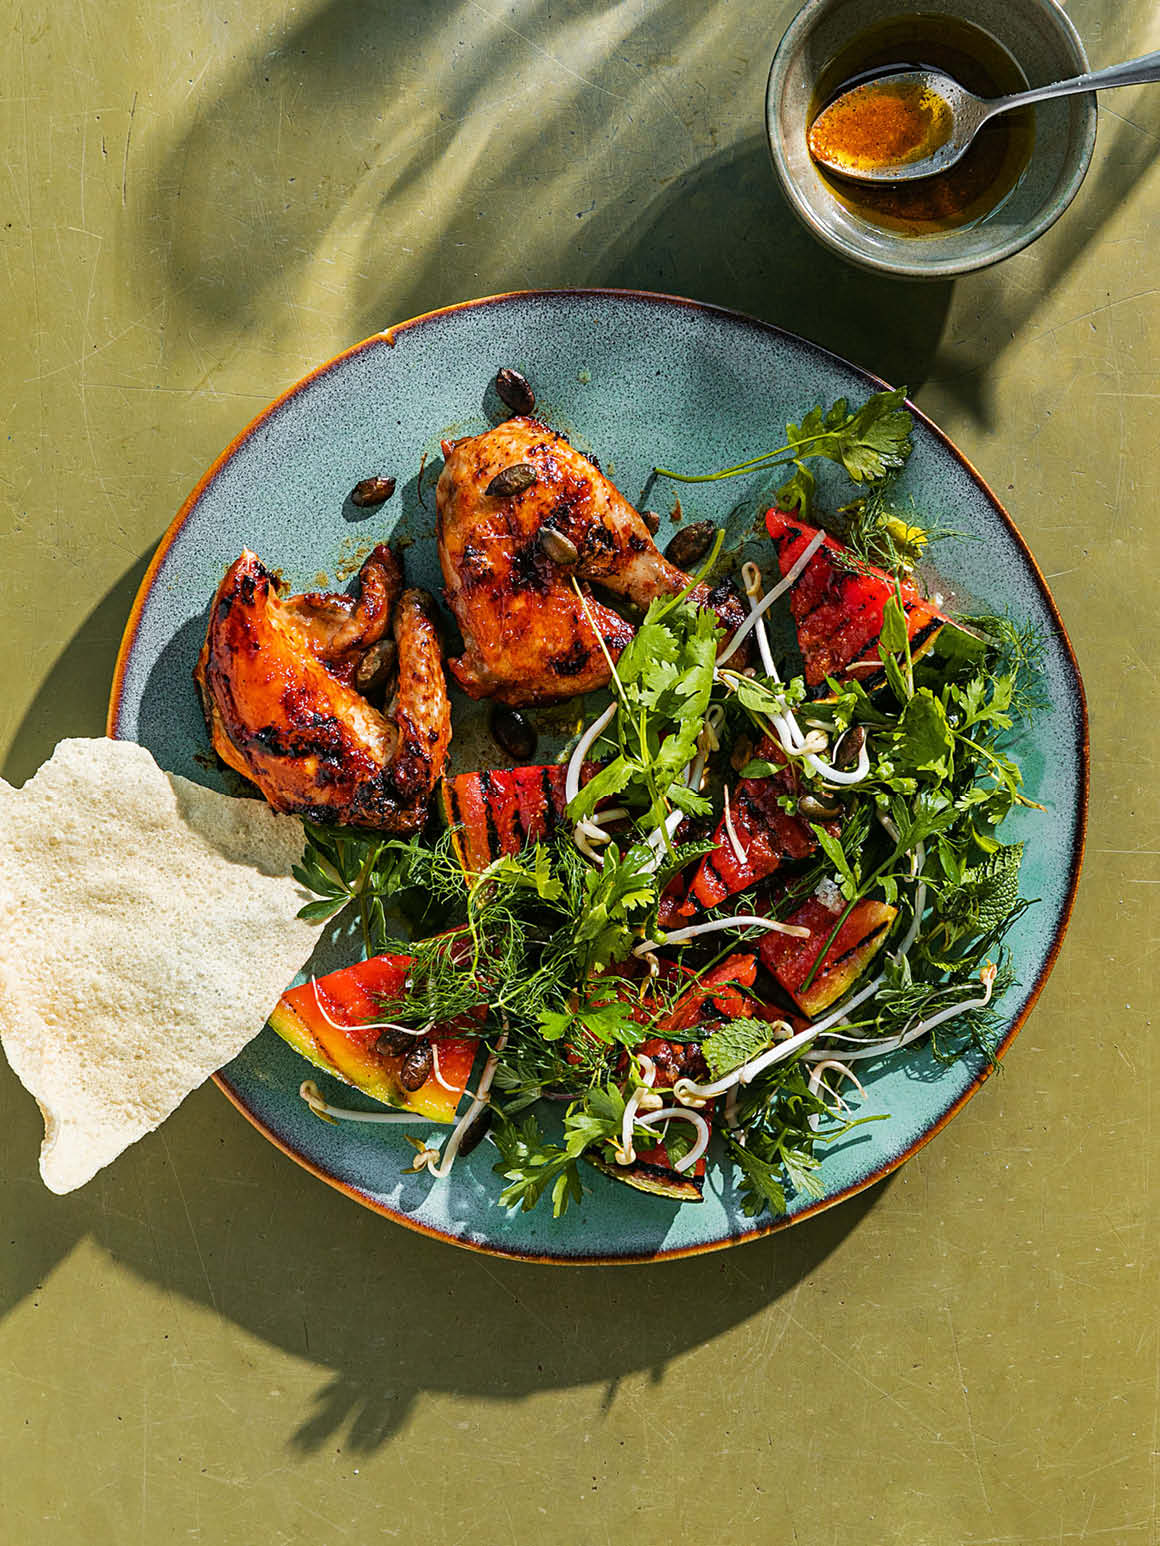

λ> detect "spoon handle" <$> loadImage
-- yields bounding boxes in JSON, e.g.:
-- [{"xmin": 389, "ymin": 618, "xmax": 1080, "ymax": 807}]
[{"xmin": 992, "ymin": 49, "xmax": 1160, "ymax": 115}]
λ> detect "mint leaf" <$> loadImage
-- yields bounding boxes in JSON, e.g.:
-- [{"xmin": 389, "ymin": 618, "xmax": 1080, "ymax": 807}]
[{"xmin": 701, "ymin": 1018, "xmax": 774, "ymax": 1080}]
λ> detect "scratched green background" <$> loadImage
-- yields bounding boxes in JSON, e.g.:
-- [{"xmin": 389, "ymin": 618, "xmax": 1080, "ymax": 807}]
[{"xmin": 2, "ymin": 2, "xmax": 1157, "ymax": 1542}]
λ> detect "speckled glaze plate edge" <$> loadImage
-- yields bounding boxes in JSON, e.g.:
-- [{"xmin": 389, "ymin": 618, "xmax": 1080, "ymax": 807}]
[{"xmin": 108, "ymin": 288, "xmax": 1088, "ymax": 1264}]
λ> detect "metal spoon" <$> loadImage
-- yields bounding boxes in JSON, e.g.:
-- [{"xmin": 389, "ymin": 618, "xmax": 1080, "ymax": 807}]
[{"xmin": 808, "ymin": 49, "xmax": 1160, "ymax": 183}]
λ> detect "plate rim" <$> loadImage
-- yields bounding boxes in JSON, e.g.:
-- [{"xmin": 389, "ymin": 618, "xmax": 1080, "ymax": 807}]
[{"xmin": 107, "ymin": 286, "xmax": 1089, "ymax": 1264}]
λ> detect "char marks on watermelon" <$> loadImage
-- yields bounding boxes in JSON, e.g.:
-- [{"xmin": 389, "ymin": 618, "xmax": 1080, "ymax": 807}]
[
  {"xmin": 765, "ymin": 509, "xmax": 949, "ymax": 694},
  {"xmin": 682, "ymin": 737, "xmax": 836, "ymax": 914},
  {"xmin": 758, "ymin": 883, "xmax": 898, "ymax": 1018},
  {"xmin": 441, "ymin": 764, "xmax": 576, "ymax": 875}
]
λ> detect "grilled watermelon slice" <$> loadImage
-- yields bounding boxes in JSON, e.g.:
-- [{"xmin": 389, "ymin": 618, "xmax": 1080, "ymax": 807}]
[
  {"xmin": 592, "ymin": 1033, "xmax": 717, "ymax": 1201},
  {"xmin": 589, "ymin": 1139, "xmax": 706, "ymax": 1201},
  {"xmin": 765, "ymin": 509, "xmax": 950, "ymax": 693},
  {"xmin": 652, "ymin": 952, "xmax": 760, "ymax": 1031},
  {"xmin": 586, "ymin": 959, "xmax": 760, "ymax": 1202},
  {"xmin": 441, "ymin": 764, "xmax": 599, "ymax": 877},
  {"xmin": 681, "ymin": 737, "xmax": 836, "ymax": 914},
  {"xmin": 758, "ymin": 883, "xmax": 897, "ymax": 1017},
  {"xmin": 268, "ymin": 953, "xmax": 480, "ymax": 1122}
]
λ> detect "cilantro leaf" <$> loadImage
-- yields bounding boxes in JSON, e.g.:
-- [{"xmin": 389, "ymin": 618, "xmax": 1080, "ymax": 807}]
[
  {"xmin": 894, "ymin": 688, "xmax": 954, "ymax": 777},
  {"xmin": 831, "ymin": 388, "xmax": 914, "ymax": 484},
  {"xmin": 655, "ymin": 387, "xmax": 913, "ymax": 491}
]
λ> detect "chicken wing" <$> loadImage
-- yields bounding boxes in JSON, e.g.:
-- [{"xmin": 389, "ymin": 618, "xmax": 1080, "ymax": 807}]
[
  {"xmin": 195, "ymin": 547, "xmax": 450, "ymax": 832},
  {"xmin": 436, "ymin": 417, "xmax": 747, "ymax": 705}
]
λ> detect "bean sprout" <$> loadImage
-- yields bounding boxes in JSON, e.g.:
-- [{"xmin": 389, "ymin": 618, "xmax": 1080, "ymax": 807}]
[
  {"xmin": 299, "ymin": 1080, "xmax": 430, "ymax": 1125},
  {"xmin": 572, "ymin": 825, "xmax": 604, "ymax": 864},
  {"xmin": 807, "ymin": 1059, "xmax": 866, "ymax": 1132},
  {"xmin": 716, "ymin": 530, "xmax": 826, "ymax": 665},
  {"xmin": 741, "ymin": 560, "xmax": 778, "ymax": 678},
  {"xmin": 634, "ymin": 1105, "xmax": 711, "ymax": 1174},
  {"xmin": 808, "ymin": 1059, "xmax": 865, "ymax": 1113},
  {"xmin": 722, "ymin": 784, "xmax": 746, "ymax": 866},
  {"xmin": 429, "ymin": 1042, "xmax": 461, "ymax": 1095},
  {"xmin": 410, "ymin": 1028, "xmax": 509, "ymax": 1178},
  {"xmin": 615, "ymin": 1054, "xmax": 657, "ymax": 1165},
  {"xmin": 632, "ymin": 913, "xmax": 810, "ymax": 958},
  {"xmin": 310, "ymin": 980, "xmax": 430, "ymax": 1039},
  {"xmin": 802, "ymin": 963, "xmax": 997, "ymax": 1065},
  {"xmin": 565, "ymin": 702, "xmax": 617, "ymax": 806}
]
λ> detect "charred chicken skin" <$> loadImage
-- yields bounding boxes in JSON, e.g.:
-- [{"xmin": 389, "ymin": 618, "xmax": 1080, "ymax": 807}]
[
  {"xmin": 436, "ymin": 417, "xmax": 748, "ymax": 706},
  {"xmin": 195, "ymin": 545, "xmax": 450, "ymax": 832}
]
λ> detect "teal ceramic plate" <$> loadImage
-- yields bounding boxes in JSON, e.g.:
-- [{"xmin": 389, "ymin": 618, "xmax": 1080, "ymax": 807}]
[{"xmin": 109, "ymin": 289, "xmax": 1086, "ymax": 1263}]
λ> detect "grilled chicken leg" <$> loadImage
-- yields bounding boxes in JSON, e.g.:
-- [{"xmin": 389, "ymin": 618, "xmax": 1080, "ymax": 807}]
[
  {"xmin": 436, "ymin": 417, "xmax": 747, "ymax": 706},
  {"xmin": 195, "ymin": 546, "xmax": 450, "ymax": 832}
]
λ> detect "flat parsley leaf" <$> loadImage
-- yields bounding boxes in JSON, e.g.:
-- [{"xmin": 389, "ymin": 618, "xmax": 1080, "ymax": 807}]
[
  {"xmin": 656, "ymin": 387, "xmax": 913, "ymax": 493},
  {"xmin": 726, "ymin": 1135, "xmax": 787, "ymax": 1217}
]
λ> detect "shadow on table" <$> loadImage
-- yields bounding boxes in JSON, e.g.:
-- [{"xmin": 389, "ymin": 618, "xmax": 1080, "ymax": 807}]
[
  {"xmin": 568, "ymin": 134, "xmax": 955, "ymax": 393},
  {"xmin": 0, "ymin": 1060, "xmax": 890, "ymax": 1454},
  {"xmin": 1, "ymin": 550, "xmax": 155, "ymax": 789},
  {"xmin": 139, "ymin": 0, "xmax": 955, "ymax": 394}
]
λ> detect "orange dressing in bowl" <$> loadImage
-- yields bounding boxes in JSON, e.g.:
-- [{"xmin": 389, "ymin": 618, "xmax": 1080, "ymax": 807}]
[{"xmin": 808, "ymin": 15, "xmax": 1034, "ymax": 235}]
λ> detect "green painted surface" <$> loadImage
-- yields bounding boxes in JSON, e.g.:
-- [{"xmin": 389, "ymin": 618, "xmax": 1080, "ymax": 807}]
[{"xmin": 1, "ymin": 1, "xmax": 1156, "ymax": 1541}]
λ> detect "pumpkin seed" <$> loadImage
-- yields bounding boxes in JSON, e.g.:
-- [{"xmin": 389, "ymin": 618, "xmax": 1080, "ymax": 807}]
[
  {"xmin": 350, "ymin": 475, "xmax": 396, "ymax": 508},
  {"xmin": 375, "ymin": 1026, "xmax": 416, "ymax": 1057},
  {"xmin": 490, "ymin": 704, "xmax": 538, "ymax": 762},
  {"xmin": 798, "ymin": 793, "xmax": 842, "ymax": 821},
  {"xmin": 834, "ymin": 724, "xmax": 867, "ymax": 769},
  {"xmin": 640, "ymin": 509, "xmax": 661, "ymax": 535},
  {"xmin": 495, "ymin": 367, "xmax": 535, "ymax": 416},
  {"xmin": 455, "ymin": 1106, "xmax": 493, "ymax": 1157},
  {"xmin": 539, "ymin": 526, "xmax": 578, "ymax": 565},
  {"xmin": 664, "ymin": 520, "xmax": 716, "ymax": 569},
  {"xmin": 399, "ymin": 1040, "xmax": 434, "ymax": 1092},
  {"xmin": 354, "ymin": 637, "xmax": 397, "ymax": 695},
  {"xmin": 486, "ymin": 463, "xmax": 537, "ymax": 498}
]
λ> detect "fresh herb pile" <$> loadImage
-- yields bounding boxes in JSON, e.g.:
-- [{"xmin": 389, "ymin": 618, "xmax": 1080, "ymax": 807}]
[{"xmin": 292, "ymin": 388, "xmax": 1044, "ymax": 1220}]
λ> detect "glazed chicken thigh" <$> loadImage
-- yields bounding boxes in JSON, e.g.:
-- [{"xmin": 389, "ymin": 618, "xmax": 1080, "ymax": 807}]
[
  {"xmin": 436, "ymin": 417, "xmax": 747, "ymax": 706},
  {"xmin": 195, "ymin": 545, "xmax": 450, "ymax": 832}
]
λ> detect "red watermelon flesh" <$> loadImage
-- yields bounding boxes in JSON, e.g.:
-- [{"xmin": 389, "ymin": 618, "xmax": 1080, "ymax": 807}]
[
  {"xmin": 681, "ymin": 737, "xmax": 837, "ymax": 914},
  {"xmin": 765, "ymin": 509, "xmax": 949, "ymax": 691},
  {"xmin": 652, "ymin": 952, "xmax": 760, "ymax": 1032},
  {"xmin": 269, "ymin": 953, "xmax": 480, "ymax": 1123},
  {"xmin": 758, "ymin": 885, "xmax": 898, "ymax": 1018},
  {"xmin": 440, "ymin": 763, "xmax": 600, "ymax": 877}
]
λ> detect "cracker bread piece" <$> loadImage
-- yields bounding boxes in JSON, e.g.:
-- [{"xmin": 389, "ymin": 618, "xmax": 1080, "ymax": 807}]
[{"xmin": 0, "ymin": 738, "xmax": 318, "ymax": 1192}]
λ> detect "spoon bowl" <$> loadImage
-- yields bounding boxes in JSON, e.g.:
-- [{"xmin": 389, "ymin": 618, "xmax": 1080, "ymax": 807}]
[
  {"xmin": 808, "ymin": 70, "xmax": 1002, "ymax": 183},
  {"xmin": 809, "ymin": 48, "xmax": 1160, "ymax": 185},
  {"xmin": 766, "ymin": 0, "xmax": 1098, "ymax": 279}
]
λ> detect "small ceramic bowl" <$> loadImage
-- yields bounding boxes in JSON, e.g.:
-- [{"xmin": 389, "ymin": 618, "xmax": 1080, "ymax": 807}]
[{"xmin": 766, "ymin": 0, "xmax": 1097, "ymax": 278}]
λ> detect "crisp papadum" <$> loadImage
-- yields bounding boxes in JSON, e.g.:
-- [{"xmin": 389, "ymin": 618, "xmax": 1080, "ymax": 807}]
[{"xmin": 0, "ymin": 738, "xmax": 317, "ymax": 1192}]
